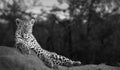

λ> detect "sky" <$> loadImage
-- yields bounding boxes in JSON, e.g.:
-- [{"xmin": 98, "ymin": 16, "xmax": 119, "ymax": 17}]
[{"xmin": 25, "ymin": 0, "xmax": 70, "ymax": 21}]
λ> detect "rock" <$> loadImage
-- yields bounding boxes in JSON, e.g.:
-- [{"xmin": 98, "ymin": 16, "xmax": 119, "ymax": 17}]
[
  {"xmin": 0, "ymin": 46, "xmax": 119, "ymax": 70},
  {"xmin": 0, "ymin": 46, "xmax": 53, "ymax": 70}
]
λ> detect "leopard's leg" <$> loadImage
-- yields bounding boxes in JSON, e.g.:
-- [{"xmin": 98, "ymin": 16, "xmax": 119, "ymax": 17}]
[
  {"xmin": 43, "ymin": 59, "xmax": 59, "ymax": 70},
  {"xmin": 39, "ymin": 54, "xmax": 59, "ymax": 70},
  {"xmin": 16, "ymin": 43, "xmax": 31, "ymax": 55}
]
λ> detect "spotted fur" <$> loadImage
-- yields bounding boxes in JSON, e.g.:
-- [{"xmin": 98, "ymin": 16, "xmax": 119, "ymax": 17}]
[{"xmin": 15, "ymin": 18, "xmax": 81, "ymax": 69}]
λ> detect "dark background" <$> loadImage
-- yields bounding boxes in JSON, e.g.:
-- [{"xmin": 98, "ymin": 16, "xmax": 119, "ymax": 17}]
[{"xmin": 0, "ymin": 0, "xmax": 120, "ymax": 66}]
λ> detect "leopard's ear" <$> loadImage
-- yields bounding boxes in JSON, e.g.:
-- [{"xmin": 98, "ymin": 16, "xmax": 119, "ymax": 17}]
[
  {"xmin": 16, "ymin": 18, "xmax": 22, "ymax": 25},
  {"xmin": 30, "ymin": 19, "xmax": 35, "ymax": 24}
]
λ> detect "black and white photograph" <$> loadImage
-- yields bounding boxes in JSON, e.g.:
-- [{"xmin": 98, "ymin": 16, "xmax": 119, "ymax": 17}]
[{"xmin": 0, "ymin": 0, "xmax": 120, "ymax": 70}]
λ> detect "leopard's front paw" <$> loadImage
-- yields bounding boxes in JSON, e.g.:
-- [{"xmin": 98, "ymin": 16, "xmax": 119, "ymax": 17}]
[
  {"xmin": 16, "ymin": 43, "xmax": 31, "ymax": 55},
  {"xmin": 19, "ymin": 47, "xmax": 31, "ymax": 55}
]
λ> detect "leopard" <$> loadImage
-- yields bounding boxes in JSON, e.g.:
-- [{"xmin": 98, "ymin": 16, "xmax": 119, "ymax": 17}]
[{"xmin": 15, "ymin": 18, "xmax": 81, "ymax": 69}]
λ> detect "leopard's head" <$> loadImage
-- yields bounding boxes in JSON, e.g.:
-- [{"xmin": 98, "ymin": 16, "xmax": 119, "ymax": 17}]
[{"xmin": 16, "ymin": 18, "xmax": 35, "ymax": 33}]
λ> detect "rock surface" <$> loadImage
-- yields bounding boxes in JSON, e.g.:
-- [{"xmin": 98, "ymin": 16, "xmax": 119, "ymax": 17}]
[{"xmin": 0, "ymin": 46, "xmax": 120, "ymax": 70}]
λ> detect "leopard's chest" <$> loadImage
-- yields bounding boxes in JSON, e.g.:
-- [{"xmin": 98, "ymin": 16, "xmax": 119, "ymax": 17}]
[{"xmin": 16, "ymin": 34, "xmax": 33, "ymax": 43}]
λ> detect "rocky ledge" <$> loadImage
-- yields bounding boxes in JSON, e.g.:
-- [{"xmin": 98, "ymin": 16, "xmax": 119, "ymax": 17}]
[{"xmin": 0, "ymin": 46, "xmax": 119, "ymax": 70}]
